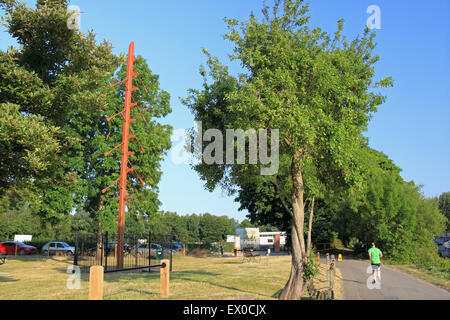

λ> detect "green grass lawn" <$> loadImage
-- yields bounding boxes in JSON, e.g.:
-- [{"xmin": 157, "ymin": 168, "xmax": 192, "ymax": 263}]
[{"xmin": 0, "ymin": 254, "xmax": 342, "ymax": 300}]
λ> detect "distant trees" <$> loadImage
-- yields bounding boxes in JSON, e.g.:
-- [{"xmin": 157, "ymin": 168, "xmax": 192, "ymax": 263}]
[
  {"xmin": 150, "ymin": 212, "xmax": 239, "ymax": 244},
  {"xmin": 0, "ymin": 207, "xmax": 244, "ymax": 244}
]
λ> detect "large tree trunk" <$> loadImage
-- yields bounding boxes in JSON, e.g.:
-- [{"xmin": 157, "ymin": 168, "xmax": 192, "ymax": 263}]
[
  {"xmin": 279, "ymin": 152, "xmax": 307, "ymax": 300},
  {"xmin": 279, "ymin": 222, "xmax": 305, "ymax": 299}
]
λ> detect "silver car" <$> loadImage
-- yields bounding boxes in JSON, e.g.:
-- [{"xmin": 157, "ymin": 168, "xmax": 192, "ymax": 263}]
[
  {"xmin": 133, "ymin": 243, "xmax": 163, "ymax": 256},
  {"xmin": 42, "ymin": 242, "xmax": 76, "ymax": 256}
]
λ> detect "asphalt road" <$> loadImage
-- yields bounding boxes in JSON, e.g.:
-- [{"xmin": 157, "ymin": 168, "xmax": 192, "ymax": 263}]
[{"xmin": 331, "ymin": 257, "xmax": 450, "ymax": 300}]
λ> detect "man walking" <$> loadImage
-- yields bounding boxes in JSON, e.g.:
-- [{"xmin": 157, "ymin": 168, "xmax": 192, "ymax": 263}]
[{"xmin": 368, "ymin": 242, "xmax": 383, "ymax": 284}]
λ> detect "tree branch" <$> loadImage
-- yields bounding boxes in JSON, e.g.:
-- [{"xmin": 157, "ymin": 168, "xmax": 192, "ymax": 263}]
[
  {"xmin": 271, "ymin": 176, "xmax": 293, "ymax": 217},
  {"xmin": 305, "ymin": 197, "xmax": 315, "ymax": 259}
]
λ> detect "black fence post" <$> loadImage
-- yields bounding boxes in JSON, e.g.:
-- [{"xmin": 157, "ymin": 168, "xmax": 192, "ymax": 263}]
[
  {"xmin": 74, "ymin": 232, "xmax": 79, "ymax": 266},
  {"xmin": 170, "ymin": 248, "xmax": 173, "ymax": 273},
  {"xmin": 170, "ymin": 232, "xmax": 173, "ymax": 273},
  {"xmin": 148, "ymin": 232, "xmax": 151, "ymax": 270},
  {"xmin": 135, "ymin": 235, "xmax": 138, "ymax": 268},
  {"xmin": 101, "ymin": 233, "xmax": 103, "ymax": 267},
  {"xmin": 105, "ymin": 232, "xmax": 109, "ymax": 272}
]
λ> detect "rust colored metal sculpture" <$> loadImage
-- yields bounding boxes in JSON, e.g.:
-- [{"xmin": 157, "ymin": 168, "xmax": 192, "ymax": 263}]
[{"xmin": 102, "ymin": 42, "xmax": 148, "ymax": 269}]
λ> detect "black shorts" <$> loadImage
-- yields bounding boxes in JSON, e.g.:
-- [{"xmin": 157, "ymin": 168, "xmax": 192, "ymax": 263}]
[{"xmin": 371, "ymin": 264, "xmax": 381, "ymax": 270}]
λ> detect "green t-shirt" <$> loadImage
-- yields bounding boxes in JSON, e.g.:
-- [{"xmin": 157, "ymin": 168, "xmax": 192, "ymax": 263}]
[{"xmin": 368, "ymin": 247, "xmax": 382, "ymax": 264}]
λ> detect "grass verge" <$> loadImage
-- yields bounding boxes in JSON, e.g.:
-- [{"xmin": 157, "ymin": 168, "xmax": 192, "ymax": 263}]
[
  {"xmin": 0, "ymin": 254, "xmax": 342, "ymax": 300},
  {"xmin": 383, "ymin": 261, "xmax": 450, "ymax": 292}
]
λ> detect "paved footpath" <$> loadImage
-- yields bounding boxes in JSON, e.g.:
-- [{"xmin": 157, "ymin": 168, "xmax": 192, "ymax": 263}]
[{"xmin": 332, "ymin": 257, "xmax": 450, "ymax": 300}]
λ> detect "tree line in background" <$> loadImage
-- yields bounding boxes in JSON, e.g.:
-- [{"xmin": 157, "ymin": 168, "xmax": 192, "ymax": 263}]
[{"xmin": 0, "ymin": 205, "xmax": 270, "ymax": 246}]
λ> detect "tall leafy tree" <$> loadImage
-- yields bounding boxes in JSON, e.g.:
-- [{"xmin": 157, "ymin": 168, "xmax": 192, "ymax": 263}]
[
  {"xmin": 0, "ymin": 0, "xmax": 172, "ymax": 235},
  {"xmin": 0, "ymin": 0, "xmax": 121, "ymax": 222},
  {"xmin": 183, "ymin": 0, "xmax": 392, "ymax": 299}
]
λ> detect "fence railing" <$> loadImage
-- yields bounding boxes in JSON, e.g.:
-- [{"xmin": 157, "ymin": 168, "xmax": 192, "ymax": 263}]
[
  {"xmin": 88, "ymin": 260, "xmax": 170, "ymax": 300},
  {"xmin": 308, "ymin": 253, "xmax": 336, "ymax": 300},
  {"xmin": 73, "ymin": 232, "xmax": 175, "ymax": 274}
]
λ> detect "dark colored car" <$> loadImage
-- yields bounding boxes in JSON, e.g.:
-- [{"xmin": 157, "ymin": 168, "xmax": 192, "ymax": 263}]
[
  {"xmin": 131, "ymin": 243, "xmax": 163, "ymax": 256},
  {"xmin": 171, "ymin": 242, "xmax": 184, "ymax": 252},
  {"xmin": 89, "ymin": 242, "xmax": 131, "ymax": 255},
  {"xmin": 0, "ymin": 241, "xmax": 37, "ymax": 255}
]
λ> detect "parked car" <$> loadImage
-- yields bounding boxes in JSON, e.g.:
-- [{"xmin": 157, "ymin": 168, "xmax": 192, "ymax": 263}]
[
  {"xmin": 132, "ymin": 243, "xmax": 162, "ymax": 256},
  {"xmin": 42, "ymin": 242, "xmax": 76, "ymax": 256},
  {"xmin": 0, "ymin": 241, "xmax": 37, "ymax": 255},
  {"xmin": 89, "ymin": 242, "xmax": 131, "ymax": 256},
  {"xmin": 171, "ymin": 242, "xmax": 184, "ymax": 252},
  {"xmin": 161, "ymin": 244, "xmax": 177, "ymax": 254}
]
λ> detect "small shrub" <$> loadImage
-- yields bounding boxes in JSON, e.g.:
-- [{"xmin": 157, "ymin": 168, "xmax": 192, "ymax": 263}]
[{"xmin": 303, "ymin": 251, "xmax": 320, "ymax": 283}]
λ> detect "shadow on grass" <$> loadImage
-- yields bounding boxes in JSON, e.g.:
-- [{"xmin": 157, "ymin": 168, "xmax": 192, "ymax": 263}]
[
  {"xmin": 52, "ymin": 261, "xmax": 280, "ymax": 299},
  {"xmin": 171, "ymin": 273, "xmax": 266, "ymax": 299},
  {"xmin": 5, "ymin": 255, "xmax": 75, "ymax": 266},
  {"xmin": 0, "ymin": 276, "xmax": 18, "ymax": 283},
  {"xmin": 104, "ymin": 288, "xmax": 159, "ymax": 299},
  {"xmin": 56, "ymin": 266, "xmax": 222, "ymax": 283}
]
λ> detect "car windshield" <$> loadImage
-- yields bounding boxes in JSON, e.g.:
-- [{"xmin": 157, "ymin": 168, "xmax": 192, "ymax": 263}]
[{"xmin": 61, "ymin": 242, "xmax": 71, "ymax": 247}]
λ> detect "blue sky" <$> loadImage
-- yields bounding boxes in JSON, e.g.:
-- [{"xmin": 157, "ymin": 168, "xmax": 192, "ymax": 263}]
[{"xmin": 1, "ymin": 1, "xmax": 449, "ymax": 222}]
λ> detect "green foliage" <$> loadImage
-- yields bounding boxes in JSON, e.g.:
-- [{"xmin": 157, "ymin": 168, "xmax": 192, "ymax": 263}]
[
  {"xmin": 0, "ymin": 0, "xmax": 121, "ymax": 222},
  {"xmin": 0, "ymin": 201, "xmax": 41, "ymax": 240},
  {"xmin": 183, "ymin": 1, "xmax": 392, "ymax": 198},
  {"xmin": 332, "ymin": 148, "xmax": 447, "ymax": 264},
  {"xmin": 438, "ymin": 192, "xmax": 450, "ymax": 230},
  {"xmin": 236, "ymin": 182, "xmax": 292, "ymax": 233},
  {"xmin": 0, "ymin": 0, "xmax": 172, "ymax": 232},
  {"xmin": 410, "ymin": 198, "xmax": 447, "ymax": 264},
  {"xmin": 416, "ymin": 258, "xmax": 450, "ymax": 281},
  {"xmin": 144, "ymin": 211, "xmax": 239, "ymax": 244},
  {"xmin": 303, "ymin": 250, "xmax": 320, "ymax": 283},
  {"xmin": 183, "ymin": 3, "xmax": 394, "ymax": 297}
]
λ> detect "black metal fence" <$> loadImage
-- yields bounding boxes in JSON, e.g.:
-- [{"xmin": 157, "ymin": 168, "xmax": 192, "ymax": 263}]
[
  {"xmin": 74, "ymin": 232, "xmax": 174, "ymax": 273},
  {"xmin": 307, "ymin": 255, "xmax": 336, "ymax": 300}
]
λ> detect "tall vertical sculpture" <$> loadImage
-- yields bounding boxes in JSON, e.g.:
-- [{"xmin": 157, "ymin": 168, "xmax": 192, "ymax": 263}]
[{"xmin": 102, "ymin": 42, "xmax": 147, "ymax": 269}]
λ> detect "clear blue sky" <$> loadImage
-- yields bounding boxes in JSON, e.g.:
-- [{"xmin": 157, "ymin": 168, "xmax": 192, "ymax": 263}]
[{"xmin": 1, "ymin": 1, "xmax": 449, "ymax": 223}]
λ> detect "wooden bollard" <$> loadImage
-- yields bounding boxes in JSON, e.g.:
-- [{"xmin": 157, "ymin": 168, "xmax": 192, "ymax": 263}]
[
  {"xmin": 317, "ymin": 252, "xmax": 320, "ymax": 264},
  {"xmin": 89, "ymin": 266, "xmax": 104, "ymax": 300},
  {"xmin": 160, "ymin": 259, "xmax": 170, "ymax": 298}
]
